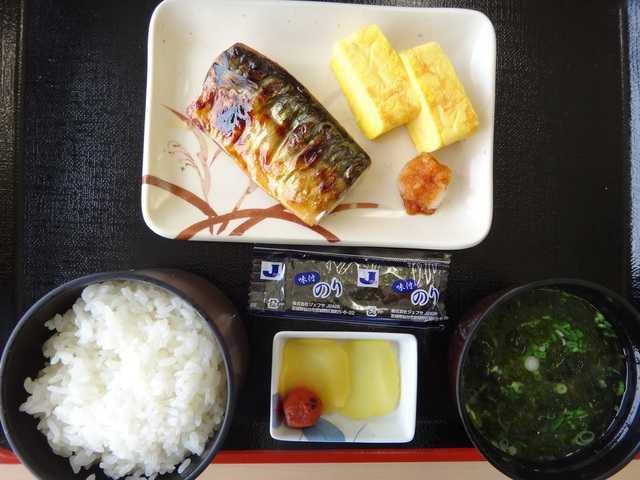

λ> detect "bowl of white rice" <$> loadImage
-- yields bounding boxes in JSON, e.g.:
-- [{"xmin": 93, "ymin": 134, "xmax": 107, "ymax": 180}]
[{"xmin": 0, "ymin": 269, "xmax": 249, "ymax": 480}]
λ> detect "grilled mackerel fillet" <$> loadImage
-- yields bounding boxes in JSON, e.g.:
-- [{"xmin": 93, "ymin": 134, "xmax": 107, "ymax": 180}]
[{"xmin": 186, "ymin": 43, "xmax": 371, "ymax": 226}]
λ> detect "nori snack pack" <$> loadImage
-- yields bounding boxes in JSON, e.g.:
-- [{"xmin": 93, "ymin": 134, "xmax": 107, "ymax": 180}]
[{"xmin": 249, "ymin": 246, "xmax": 450, "ymax": 326}]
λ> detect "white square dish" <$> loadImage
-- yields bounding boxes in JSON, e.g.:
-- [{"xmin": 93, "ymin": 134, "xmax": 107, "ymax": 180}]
[
  {"xmin": 270, "ymin": 331, "xmax": 418, "ymax": 443},
  {"xmin": 142, "ymin": 0, "xmax": 496, "ymax": 249}
]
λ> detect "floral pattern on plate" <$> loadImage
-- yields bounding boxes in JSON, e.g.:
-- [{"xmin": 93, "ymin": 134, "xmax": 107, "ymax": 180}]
[{"xmin": 142, "ymin": 106, "xmax": 378, "ymax": 242}]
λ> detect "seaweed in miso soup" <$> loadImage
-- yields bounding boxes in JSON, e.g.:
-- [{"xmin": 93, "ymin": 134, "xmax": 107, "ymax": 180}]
[{"xmin": 462, "ymin": 288, "xmax": 627, "ymax": 462}]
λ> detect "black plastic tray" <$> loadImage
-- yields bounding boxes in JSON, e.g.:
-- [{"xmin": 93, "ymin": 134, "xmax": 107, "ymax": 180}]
[{"xmin": 1, "ymin": 0, "xmax": 639, "ymax": 456}]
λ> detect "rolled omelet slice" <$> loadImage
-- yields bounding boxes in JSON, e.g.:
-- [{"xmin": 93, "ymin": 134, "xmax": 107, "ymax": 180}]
[
  {"xmin": 331, "ymin": 25, "xmax": 421, "ymax": 140},
  {"xmin": 399, "ymin": 42, "xmax": 479, "ymax": 152}
]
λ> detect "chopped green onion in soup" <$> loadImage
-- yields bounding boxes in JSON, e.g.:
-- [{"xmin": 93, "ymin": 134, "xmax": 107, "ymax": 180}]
[{"xmin": 461, "ymin": 288, "xmax": 626, "ymax": 462}]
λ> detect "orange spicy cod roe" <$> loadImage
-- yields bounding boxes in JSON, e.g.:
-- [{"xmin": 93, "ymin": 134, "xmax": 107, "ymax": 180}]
[{"xmin": 282, "ymin": 387, "xmax": 324, "ymax": 428}]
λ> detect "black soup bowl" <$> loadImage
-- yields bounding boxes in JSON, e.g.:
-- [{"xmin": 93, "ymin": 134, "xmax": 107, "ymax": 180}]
[
  {"xmin": 0, "ymin": 269, "xmax": 249, "ymax": 480},
  {"xmin": 449, "ymin": 279, "xmax": 640, "ymax": 480}
]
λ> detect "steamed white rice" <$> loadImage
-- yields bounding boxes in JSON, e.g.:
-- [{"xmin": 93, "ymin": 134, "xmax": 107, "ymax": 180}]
[{"xmin": 19, "ymin": 280, "xmax": 228, "ymax": 480}]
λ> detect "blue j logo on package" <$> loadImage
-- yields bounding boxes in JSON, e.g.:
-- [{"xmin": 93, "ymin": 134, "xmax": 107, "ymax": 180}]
[
  {"xmin": 357, "ymin": 268, "xmax": 379, "ymax": 288},
  {"xmin": 260, "ymin": 261, "xmax": 285, "ymax": 281},
  {"xmin": 249, "ymin": 247, "xmax": 450, "ymax": 326}
]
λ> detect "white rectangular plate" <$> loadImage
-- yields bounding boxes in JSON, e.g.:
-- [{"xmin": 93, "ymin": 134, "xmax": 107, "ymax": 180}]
[
  {"xmin": 270, "ymin": 331, "xmax": 418, "ymax": 443},
  {"xmin": 142, "ymin": 0, "xmax": 496, "ymax": 249}
]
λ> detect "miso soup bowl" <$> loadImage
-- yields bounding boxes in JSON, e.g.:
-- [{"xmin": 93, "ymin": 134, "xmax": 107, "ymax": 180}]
[
  {"xmin": 449, "ymin": 279, "xmax": 640, "ymax": 480},
  {"xmin": 0, "ymin": 269, "xmax": 249, "ymax": 480}
]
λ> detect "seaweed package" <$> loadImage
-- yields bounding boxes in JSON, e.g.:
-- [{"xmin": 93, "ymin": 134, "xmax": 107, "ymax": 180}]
[{"xmin": 249, "ymin": 246, "xmax": 450, "ymax": 326}]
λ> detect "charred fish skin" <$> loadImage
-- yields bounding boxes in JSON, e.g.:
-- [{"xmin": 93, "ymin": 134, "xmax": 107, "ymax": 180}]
[{"xmin": 187, "ymin": 43, "xmax": 371, "ymax": 227}]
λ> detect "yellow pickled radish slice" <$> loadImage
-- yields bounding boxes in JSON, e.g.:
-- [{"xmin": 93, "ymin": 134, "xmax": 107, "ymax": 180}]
[
  {"xmin": 278, "ymin": 338, "xmax": 350, "ymax": 412},
  {"xmin": 340, "ymin": 340, "xmax": 400, "ymax": 419}
]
